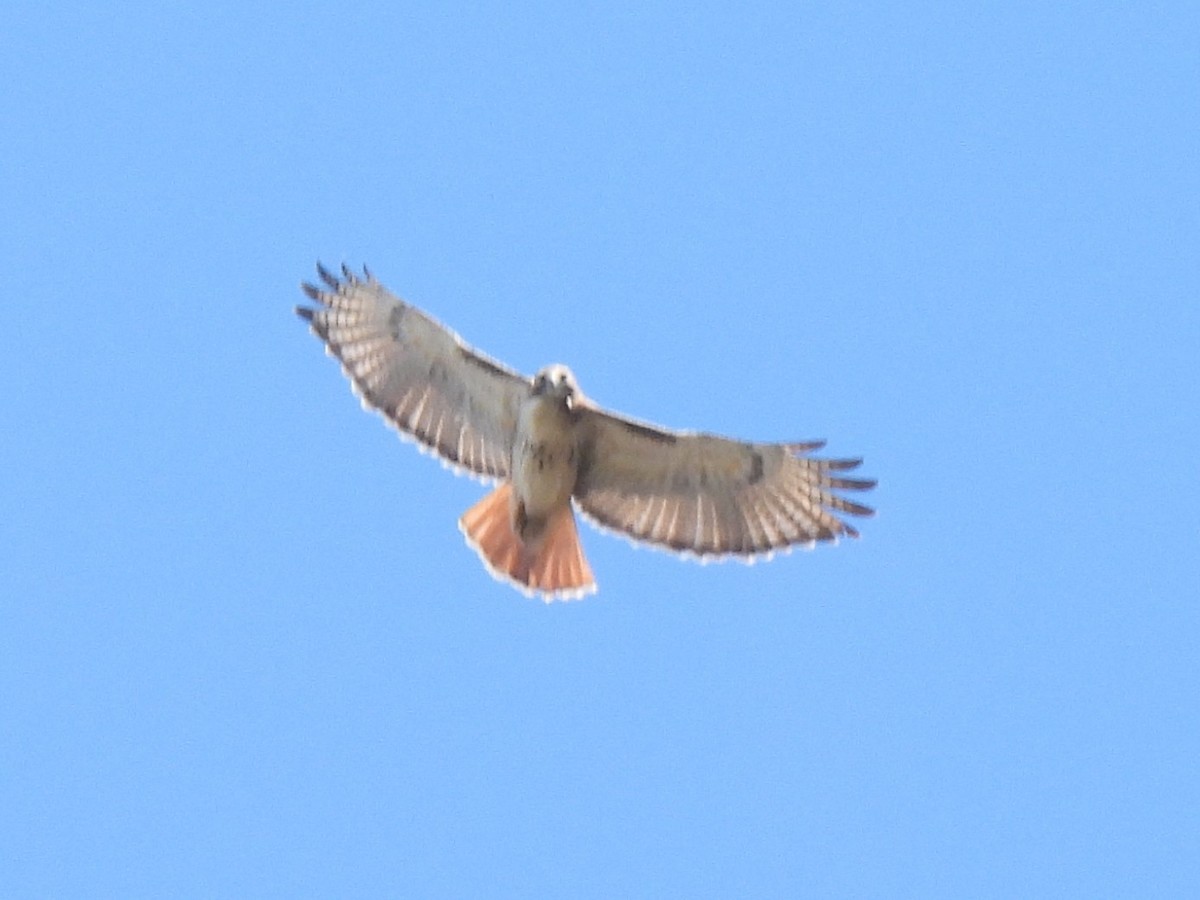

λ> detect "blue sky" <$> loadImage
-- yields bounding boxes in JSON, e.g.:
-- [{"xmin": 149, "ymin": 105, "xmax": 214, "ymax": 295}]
[{"xmin": 3, "ymin": 2, "xmax": 1197, "ymax": 896}]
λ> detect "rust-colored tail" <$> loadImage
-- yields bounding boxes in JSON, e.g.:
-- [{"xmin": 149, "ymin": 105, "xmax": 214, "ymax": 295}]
[{"xmin": 458, "ymin": 484, "xmax": 597, "ymax": 601}]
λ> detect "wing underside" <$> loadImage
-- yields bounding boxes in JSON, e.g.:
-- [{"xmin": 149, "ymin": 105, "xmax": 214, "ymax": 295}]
[
  {"xmin": 574, "ymin": 406, "xmax": 874, "ymax": 560},
  {"xmin": 297, "ymin": 264, "xmax": 529, "ymax": 481}
]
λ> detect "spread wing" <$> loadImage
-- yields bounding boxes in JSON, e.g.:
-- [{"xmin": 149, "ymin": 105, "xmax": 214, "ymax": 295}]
[
  {"xmin": 296, "ymin": 264, "xmax": 530, "ymax": 480},
  {"xmin": 572, "ymin": 405, "xmax": 875, "ymax": 559}
]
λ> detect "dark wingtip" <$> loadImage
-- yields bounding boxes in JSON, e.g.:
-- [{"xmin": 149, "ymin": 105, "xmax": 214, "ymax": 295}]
[
  {"xmin": 829, "ymin": 476, "xmax": 876, "ymax": 491},
  {"xmin": 300, "ymin": 282, "xmax": 321, "ymax": 301},
  {"xmin": 840, "ymin": 499, "xmax": 876, "ymax": 518},
  {"xmin": 788, "ymin": 440, "xmax": 827, "ymax": 454},
  {"xmin": 294, "ymin": 305, "xmax": 315, "ymax": 322},
  {"xmin": 316, "ymin": 262, "xmax": 338, "ymax": 288},
  {"xmin": 825, "ymin": 457, "xmax": 865, "ymax": 471}
]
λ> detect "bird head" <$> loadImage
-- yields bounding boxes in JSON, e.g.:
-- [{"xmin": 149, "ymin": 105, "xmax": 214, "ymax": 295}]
[{"xmin": 533, "ymin": 364, "xmax": 579, "ymax": 405}]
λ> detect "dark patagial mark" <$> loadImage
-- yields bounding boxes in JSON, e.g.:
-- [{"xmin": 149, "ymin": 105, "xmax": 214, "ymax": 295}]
[
  {"xmin": 619, "ymin": 419, "xmax": 678, "ymax": 445},
  {"xmin": 747, "ymin": 450, "xmax": 765, "ymax": 486},
  {"xmin": 459, "ymin": 346, "xmax": 513, "ymax": 380}
]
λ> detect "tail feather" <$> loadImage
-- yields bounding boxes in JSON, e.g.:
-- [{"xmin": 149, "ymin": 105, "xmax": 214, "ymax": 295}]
[{"xmin": 459, "ymin": 484, "xmax": 597, "ymax": 602}]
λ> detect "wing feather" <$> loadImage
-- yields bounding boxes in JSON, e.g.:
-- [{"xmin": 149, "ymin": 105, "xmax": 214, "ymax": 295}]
[
  {"xmin": 297, "ymin": 265, "xmax": 528, "ymax": 480},
  {"xmin": 573, "ymin": 405, "xmax": 875, "ymax": 559}
]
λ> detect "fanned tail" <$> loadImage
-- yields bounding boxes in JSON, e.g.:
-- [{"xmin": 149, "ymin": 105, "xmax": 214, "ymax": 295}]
[{"xmin": 458, "ymin": 484, "xmax": 597, "ymax": 602}]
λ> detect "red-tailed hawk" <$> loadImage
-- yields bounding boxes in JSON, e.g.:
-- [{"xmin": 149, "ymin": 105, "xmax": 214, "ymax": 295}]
[{"xmin": 297, "ymin": 264, "xmax": 875, "ymax": 601}]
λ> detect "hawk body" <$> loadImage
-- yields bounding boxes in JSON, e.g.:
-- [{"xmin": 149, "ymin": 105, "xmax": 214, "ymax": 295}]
[
  {"xmin": 298, "ymin": 264, "xmax": 875, "ymax": 601},
  {"xmin": 512, "ymin": 369, "xmax": 580, "ymax": 530}
]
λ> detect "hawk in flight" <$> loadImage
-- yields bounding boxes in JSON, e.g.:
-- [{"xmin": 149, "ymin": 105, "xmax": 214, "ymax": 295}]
[{"xmin": 297, "ymin": 264, "xmax": 875, "ymax": 601}]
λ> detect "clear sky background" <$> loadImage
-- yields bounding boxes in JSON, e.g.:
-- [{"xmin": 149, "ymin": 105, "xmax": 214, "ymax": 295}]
[{"xmin": 3, "ymin": 3, "xmax": 1197, "ymax": 897}]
